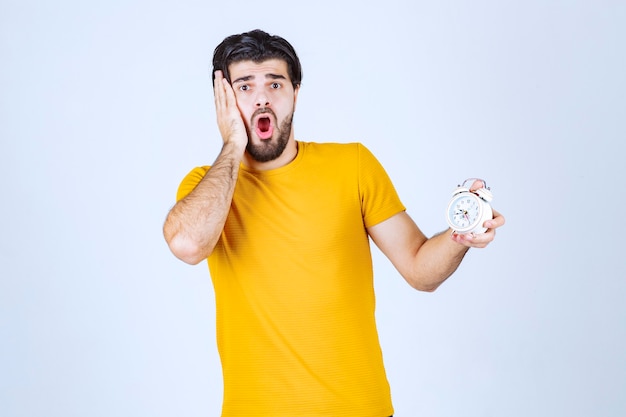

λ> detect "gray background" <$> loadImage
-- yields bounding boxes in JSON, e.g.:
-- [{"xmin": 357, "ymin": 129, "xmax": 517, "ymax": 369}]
[{"xmin": 1, "ymin": 0, "xmax": 624, "ymax": 416}]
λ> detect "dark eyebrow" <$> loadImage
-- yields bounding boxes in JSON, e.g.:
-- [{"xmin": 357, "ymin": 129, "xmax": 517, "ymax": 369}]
[
  {"xmin": 232, "ymin": 75, "xmax": 253, "ymax": 84},
  {"xmin": 232, "ymin": 73, "xmax": 287, "ymax": 84},
  {"xmin": 266, "ymin": 73, "xmax": 287, "ymax": 80}
]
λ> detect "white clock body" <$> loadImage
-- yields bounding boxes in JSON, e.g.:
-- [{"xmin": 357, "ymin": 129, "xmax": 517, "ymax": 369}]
[{"xmin": 446, "ymin": 184, "xmax": 493, "ymax": 234}]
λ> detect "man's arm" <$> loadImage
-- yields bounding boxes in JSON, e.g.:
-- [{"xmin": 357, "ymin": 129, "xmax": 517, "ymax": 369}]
[
  {"xmin": 163, "ymin": 71, "xmax": 247, "ymax": 264},
  {"xmin": 163, "ymin": 142, "xmax": 243, "ymax": 264},
  {"xmin": 367, "ymin": 184, "xmax": 505, "ymax": 292}
]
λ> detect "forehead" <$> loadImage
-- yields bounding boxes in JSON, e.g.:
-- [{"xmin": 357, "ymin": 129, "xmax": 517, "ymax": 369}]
[{"xmin": 228, "ymin": 58, "xmax": 290, "ymax": 81}]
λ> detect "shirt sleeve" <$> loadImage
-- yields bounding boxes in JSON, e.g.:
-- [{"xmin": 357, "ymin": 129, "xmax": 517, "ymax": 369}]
[
  {"xmin": 357, "ymin": 144, "xmax": 406, "ymax": 228},
  {"xmin": 175, "ymin": 166, "xmax": 210, "ymax": 202}
]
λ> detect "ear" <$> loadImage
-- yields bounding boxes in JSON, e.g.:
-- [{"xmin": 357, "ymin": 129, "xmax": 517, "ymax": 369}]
[{"xmin": 293, "ymin": 85, "xmax": 300, "ymax": 111}]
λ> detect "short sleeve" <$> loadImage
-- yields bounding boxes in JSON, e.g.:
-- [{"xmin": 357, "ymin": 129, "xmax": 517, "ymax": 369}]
[
  {"xmin": 176, "ymin": 166, "xmax": 210, "ymax": 202},
  {"xmin": 357, "ymin": 144, "xmax": 406, "ymax": 228}
]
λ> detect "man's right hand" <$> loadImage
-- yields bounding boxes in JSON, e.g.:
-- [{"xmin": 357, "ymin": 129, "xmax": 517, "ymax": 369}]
[{"xmin": 214, "ymin": 70, "xmax": 248, "ymax": 153}]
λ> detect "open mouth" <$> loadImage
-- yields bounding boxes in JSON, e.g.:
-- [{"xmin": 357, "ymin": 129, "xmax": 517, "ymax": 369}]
[
  {"xmin": 258, "ymin": 117, "xmax": 270, "ymax": 133},
  {"xmin": 255, "ymin": 115, "xmax": 274, "ymax": 140}
]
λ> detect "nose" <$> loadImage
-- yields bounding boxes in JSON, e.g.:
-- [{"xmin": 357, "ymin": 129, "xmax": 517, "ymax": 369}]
[{"xmin": 255, "ymin": 93, "xmax": 270, "ymax": 108}]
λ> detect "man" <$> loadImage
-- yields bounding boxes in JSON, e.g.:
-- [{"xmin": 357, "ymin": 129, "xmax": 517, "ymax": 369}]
[{"xmin": 163, "ymin": 29, "xmax": 504, "ymax": 417}]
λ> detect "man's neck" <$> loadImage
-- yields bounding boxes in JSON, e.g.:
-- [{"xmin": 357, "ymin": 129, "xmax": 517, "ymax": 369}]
[{"xmin": 242, "ymin": 138, "xmax": 298, "ymax": 171}]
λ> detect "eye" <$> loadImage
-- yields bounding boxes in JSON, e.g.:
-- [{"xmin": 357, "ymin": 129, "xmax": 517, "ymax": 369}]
[
  {"xmin": 270, "ymin": 82, "xmax": 281, "ymax": 89},
  {"xmin": 238, "ymin": 84, "xmax": 250, "ymax": 92}
]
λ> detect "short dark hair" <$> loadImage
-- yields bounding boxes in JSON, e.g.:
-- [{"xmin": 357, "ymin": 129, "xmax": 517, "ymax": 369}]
[{"xmin": 212, "ymin": 29, "xmax": 302, "ymax": 89}]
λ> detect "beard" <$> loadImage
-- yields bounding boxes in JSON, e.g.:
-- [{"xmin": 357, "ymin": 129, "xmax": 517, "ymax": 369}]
[{"xmin": 246, "ymin": 109, "xmax": 294, "ymax": 163}]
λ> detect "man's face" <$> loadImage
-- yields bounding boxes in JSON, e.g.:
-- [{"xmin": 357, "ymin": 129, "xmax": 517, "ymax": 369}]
[{"xmin": 228, "ymin": 59, "xmax": 299, "ymax": 162}]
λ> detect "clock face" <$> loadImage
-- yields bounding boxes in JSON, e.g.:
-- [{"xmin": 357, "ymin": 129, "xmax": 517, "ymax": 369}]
[{"xmin": 447, "ymin": 193, "xmax": 482, "ymax": 231}]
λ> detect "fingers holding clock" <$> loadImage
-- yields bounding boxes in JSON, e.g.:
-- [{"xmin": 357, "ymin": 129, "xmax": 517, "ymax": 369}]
[
  {"xmin": 448, "ymin": 178, "xmax": 504, "ymax": 248},
  {"xmin": 451, "ymin": 230, "xmax": 490, "ymax": 248},
  {"xmin": 485, "ymin": 208, "xmax": 505, "ymax": 231},
  {"xmin": 475, "ymin": 208, "xmax": 505, "ymax": 246},
  {"xmin": 451, "ymin": 208, "xmax": 505, "ymax": 248},
  {"xmin": 468, "ymin": 179, "xmax": 487, "ymax": 192},
  {"xmin": 451, "ymin": 229, "xmax": 493, "ymax": 248}
]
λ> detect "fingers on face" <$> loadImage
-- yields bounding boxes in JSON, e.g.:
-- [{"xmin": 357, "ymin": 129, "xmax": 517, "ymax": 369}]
[
  {"xmin": 214, "ymin": 71, "xmax": 236, "ymax": 109},
  {"xmin": 213, "ymin": 72, "xmax": 222, "ymax": 104}
]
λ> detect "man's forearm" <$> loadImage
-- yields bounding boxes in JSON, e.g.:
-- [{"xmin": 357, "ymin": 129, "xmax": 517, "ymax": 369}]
[
  {"xmin": 408, "ymin": 230, "xmax": 469, "ymax": 292},
  {"xmin": 163, "ymin": 142, "xmax": 243, "ymax": 264}
]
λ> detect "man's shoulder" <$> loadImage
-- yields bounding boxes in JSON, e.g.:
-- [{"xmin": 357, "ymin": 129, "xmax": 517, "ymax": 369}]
[
  {"xmin": 182, "ymin": 165, "xmax": 211, "ymax": 181},
  {"xmin": 300, "ymin": 141, "xmax": 381, "ymax": 166},
  {"xmin": 175, "ymin": 165, "xmax": 211, "ymax": 201},
  {"xmin": 300, "ymin": 141, "xmax": 369, "ymax": 158},
  {"xmin": 301, "ymin": 141, "xmax": 362, "ymax": 149}
]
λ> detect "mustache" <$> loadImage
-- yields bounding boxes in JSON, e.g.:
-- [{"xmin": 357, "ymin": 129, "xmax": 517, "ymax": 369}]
[{"xmin": 251, "ymin": 108, "xmax": 277, "ymax": 121}]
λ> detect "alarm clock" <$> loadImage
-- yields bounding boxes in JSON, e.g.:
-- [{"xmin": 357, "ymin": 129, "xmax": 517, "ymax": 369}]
[{"xmin": 446, "ymin": 178, "xmax": 493, "ymax": 234}]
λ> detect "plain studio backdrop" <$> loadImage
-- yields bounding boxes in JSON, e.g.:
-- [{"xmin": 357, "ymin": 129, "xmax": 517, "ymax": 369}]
[{"xmin": 1, "ymin": 1, "xmax": 624, "ymax": 416}]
